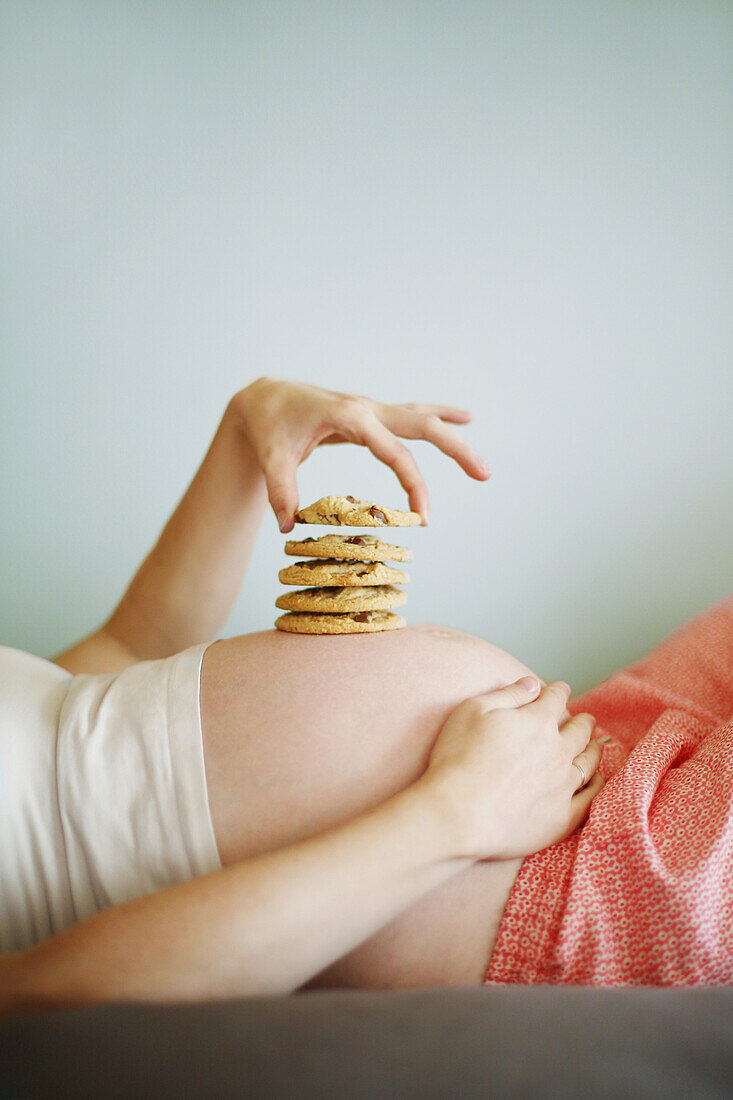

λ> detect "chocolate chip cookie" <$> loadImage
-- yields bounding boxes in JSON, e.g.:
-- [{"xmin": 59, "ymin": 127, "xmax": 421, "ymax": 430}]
[
  {"xmin": 275, "ymin": 610, "xmax": 406, "ymax": 634},
  {"xmin": 293, "ymin": 496, "xmax": 421, "ymax": 527},
  {"xmin": 275, "ymin": 584, "xmax": 406, "ymax": 613},
  {"xmin": 278, "ymin": 558, "xmax": 409, "ymax": 587},
  {"xmin": 283, "ymin": 533, "xmax": 413, "ymax": 563}
]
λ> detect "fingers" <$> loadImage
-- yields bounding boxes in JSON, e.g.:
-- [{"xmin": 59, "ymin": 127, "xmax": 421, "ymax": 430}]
[
  {"xmin": 263, "ymin": 462, "xmax": 300, "ymax": 533},
  {"xmin": 569, "ymin": 736, "xmax": 604, "ymax": 792},
  {"xmin": 379, "ymin": 405, "xmax": 490, "ymax": 481},
  {"xmin": 530, "ymin": 682, "xmax": 599, "ymax": 757},
  {"xmin": 470, "ymin": 675, "xmax": 543, "ymax": 713},
  {"xmin": 567, "ymin": 772, "xmax": 605, "ymax": 832},
  {"xmin": 525, "ymin": 681, "xmax": 573, "ymax": 722},
  {"xmin": 399, "ymin": 402, "xmax": 473, "ymax": 424},
  {"xmin": 319, "ymin": 397, "xmax": 488, "ymax": 520},
  {"xmin": 344, "ymin": 412, "xmax": 432, "ymax": 522},
  {"xmin": 560, "ymin": 711, "xmax": 597, "ymax": 758}
]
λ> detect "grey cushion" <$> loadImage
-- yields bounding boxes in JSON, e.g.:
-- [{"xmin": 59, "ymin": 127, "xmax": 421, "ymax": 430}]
[{"xmin": 2, "ymin": 986, "xmax": 733, "ymax": 1098}]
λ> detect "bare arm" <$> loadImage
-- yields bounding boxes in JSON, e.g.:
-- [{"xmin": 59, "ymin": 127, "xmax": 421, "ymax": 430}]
[
  {"xmin": 52, "ymin": 404, "xmax": 268, "ymax": 672},
  {"xmin": 1, "ymin": 680, "xmax": 603, "ymax": 1012},
  {"xmin": 52, "ymin": 379, "xmax": 489, "ymax": 674},
  {"xmin": 6, "ymin": 780, "xmax": 466, "ymax": 1010}
]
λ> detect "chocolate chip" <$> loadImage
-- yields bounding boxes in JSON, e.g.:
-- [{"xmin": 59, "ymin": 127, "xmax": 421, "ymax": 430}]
[
  {"xmin": 369, "ymin": 507, "xmax": 387, "ymax": 524},
  {"xmin": 345, "ymin": 536, "xmax": 366, "ymax": 544},
  {"xmin": 302, "ymin": 537, "xmax": 315, "ymax": 543},
  {"xmin": 345, "ymin": 495, "xmax": 357, "ymax": 503},
  {"xmin": 353, "ymin": 612, "xmax": 370, "ymax": 622}
]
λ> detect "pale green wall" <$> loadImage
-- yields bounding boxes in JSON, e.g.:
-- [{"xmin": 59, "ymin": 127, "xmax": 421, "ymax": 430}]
[{"xmin": 2, "ymin": 1, "xmax": 731, "ymax": 691}]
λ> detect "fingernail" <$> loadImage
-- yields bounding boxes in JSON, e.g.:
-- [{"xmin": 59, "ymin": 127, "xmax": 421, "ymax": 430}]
[
  {"xmin": 277, "ymin": 511, "xmax": 287, "ymax": 532},
  {"xmin": 559, "ymin": 682, "xmax": 572, "ymax": 694},
  {"xmin": 516, "ymin": 676, "xmax": 540, "ymax": 693}
]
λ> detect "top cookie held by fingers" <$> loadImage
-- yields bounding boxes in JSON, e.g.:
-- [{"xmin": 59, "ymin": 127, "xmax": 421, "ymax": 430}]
[{"xmin": 294, "ymin": 496, "xmax": 421, "ymax": 527}]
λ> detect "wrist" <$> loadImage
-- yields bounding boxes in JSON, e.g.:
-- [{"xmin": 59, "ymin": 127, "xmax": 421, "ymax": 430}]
[
  {"xmin": 413, "ymin": 770, "xmax": 500, "ymax": 863},
  {"xmin": 0, "ymin": 949, "xmax": 44, "ymax": 1015},
  {"xmin": 403, "ymin": 773, "xmax": 480, "ymax": 866},
  {"xmin": 226, "ymin": 378, "xmax": 271, "ymax": 440},
  {"xmin": 219, "ymin": 399, "xmax": 267, "ymax": 492}
]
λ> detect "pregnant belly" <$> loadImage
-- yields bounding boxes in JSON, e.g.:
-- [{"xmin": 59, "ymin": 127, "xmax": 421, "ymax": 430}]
[{"xmin": 200, "ymin": 623, "xmax": 535, "ymax": 988}]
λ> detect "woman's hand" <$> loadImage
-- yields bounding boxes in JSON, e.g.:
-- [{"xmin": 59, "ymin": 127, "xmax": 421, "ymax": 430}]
[
  {"xmin": 229, "ymin": 378, "xmax": 491, "ymax": 532},
  {"xmin": 56, "ymin": 376, "xmax": 489, "ymax": 667},
  {"xmin": 422, "ymin": 678, "xmax": 605, "ymax": 862}
]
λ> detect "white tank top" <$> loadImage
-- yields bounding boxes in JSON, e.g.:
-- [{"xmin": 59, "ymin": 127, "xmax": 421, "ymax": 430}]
[{"xmin": 0, "ymin": 645, "xmax": 75, "ymax": 951}]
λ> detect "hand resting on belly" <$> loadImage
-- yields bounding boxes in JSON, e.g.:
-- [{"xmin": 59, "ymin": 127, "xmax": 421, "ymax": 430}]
[{"xmin": 200, "ymin": 623, "xmax": 577, "ymax": 988}]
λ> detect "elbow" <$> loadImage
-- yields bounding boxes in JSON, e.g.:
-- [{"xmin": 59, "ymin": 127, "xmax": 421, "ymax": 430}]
[
  {"xmin": 0, "ymin": 943, "xmax": 107, "ymax": 1016},
  {"xmin": 0, "ymin": 949, "xmax": 48, "ymax": 1016}
]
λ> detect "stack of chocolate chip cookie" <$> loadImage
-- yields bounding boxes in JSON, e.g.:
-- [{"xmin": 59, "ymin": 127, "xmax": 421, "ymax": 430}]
[{"xmin": 275, "ymin": 495, "xmax": 420, "ymax": 634}]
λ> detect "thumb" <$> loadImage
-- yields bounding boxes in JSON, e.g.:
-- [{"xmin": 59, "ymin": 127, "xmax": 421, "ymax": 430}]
[
  {"xmin": 265, "ymin": 462, "xmax": 300, "ymax": 533},
  {"xmin": 479, "ymin": 676, "xmax": 542, "ymax": 712}
]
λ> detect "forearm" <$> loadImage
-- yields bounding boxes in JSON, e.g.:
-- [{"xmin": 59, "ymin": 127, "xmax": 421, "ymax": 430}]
[
  {"xmin": 105, "ymin": 402, "xmax": 268, "ymax": 659},
  {"xmin": 8, "ymin": 780, "xmax": 468, "ymax": 1010},
  {"xmin": 53, "ymin": 377, "xmax": 486, "ymax": 667}
]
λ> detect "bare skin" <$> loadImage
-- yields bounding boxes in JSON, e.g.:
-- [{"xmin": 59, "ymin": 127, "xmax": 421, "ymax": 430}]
[
  {"xmin": 3, "ymin": 658, "xmax": 600, "ymax": 1011},
  {"xmin": 4, "ymin": 379, "xmax": 601, "ymax": 1008},
  {"xmin": 201, "ymin": 623, "xmax": 538, "ymax": 988}
]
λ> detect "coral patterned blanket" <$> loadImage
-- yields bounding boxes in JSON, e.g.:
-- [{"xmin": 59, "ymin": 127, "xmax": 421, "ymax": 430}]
[{"xmin": 485, "ymin": 595, "xmax": 733, "ymax": 986}]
